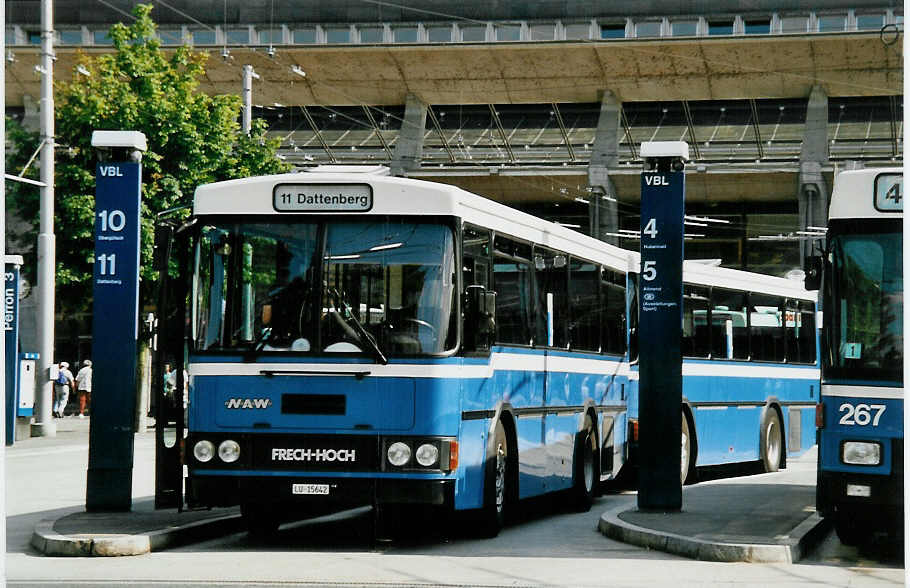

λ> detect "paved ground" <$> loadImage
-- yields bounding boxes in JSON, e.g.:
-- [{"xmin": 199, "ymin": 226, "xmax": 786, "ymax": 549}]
[{"xmin": 19, "ymin": 416, "xmax": 828, "ymax": 562}]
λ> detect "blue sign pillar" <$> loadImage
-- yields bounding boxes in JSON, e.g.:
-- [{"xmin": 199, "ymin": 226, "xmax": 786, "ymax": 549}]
[
  {"xmin": 86, "ymin": 144, "xmax": 144, "ymax": 510},
  {"xmin": 4, "ymin": 256, "xmax": 23, "ymax": 446},
  {"xmin": 637, "ymin": 142, "xmax": 687, "ymax": 512}
]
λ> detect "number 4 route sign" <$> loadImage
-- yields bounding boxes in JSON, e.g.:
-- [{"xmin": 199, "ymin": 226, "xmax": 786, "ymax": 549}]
[{"xmin": 637, "ymin": 168, "xmax": 685, "ymax": 511}]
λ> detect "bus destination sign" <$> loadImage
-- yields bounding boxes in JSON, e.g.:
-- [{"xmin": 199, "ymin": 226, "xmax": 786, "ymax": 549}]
[
  {"xmin": 273, "ymin": 183, "xmax": 373, "ymax": 212},
  {"xmin": 873, "ymin": 173, "xmax": 903, "ymax": 212}
]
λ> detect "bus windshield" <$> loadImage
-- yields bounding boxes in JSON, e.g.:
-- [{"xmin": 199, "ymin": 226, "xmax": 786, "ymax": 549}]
[
  {"xmin": 825, "ymin": 230, "xmax": 903, "ymax": 384},
  {"xmin": 193, "ymin": 219, "xmax": 456, "ymax": 357}
]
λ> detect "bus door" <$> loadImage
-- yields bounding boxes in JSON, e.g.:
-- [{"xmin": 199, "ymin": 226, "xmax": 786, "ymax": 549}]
[{"xmin": 152, "ymin": 218, "xmax": 191, "ymax": 510}]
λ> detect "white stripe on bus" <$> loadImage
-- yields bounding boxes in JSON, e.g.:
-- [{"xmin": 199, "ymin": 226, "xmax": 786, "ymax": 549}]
[
  {"xmin": 188, "ymin": 355, "xmax": 816, "ymax": 381},
  {"xmin": 189, "ymin": 353, "xmax": 628, "ymax": 379},
  {"xmin": 821, "ymin": 385, "xmax": 903, "ymax": 400},
  {"xmin": 682, "ymin": 362, "xmax": 818, "ymax": 380}
]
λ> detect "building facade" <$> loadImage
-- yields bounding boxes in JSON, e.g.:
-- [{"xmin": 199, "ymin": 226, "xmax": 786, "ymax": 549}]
[{"xmin": 4, "ymin": 0, "xmax": 903, "ymax": 357}]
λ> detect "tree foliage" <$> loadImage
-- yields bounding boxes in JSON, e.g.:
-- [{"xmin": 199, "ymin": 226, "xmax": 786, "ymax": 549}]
[{"xmin": 6, "ymin": 3, "xmax": 289, "ymax": 313}]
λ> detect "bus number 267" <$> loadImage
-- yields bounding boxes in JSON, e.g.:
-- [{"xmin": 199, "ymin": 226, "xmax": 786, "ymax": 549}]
[{"xmin": 839, "ymin": 403, "xmax": 886, "ymax": 426}]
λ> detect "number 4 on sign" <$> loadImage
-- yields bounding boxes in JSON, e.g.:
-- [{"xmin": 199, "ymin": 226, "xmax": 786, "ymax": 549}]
[
  {"xmin": 886, "ymin": 181, "xmax": 902, "ymax": 204},
  {"xmin": 643, "ymin": 218, "xmax": 658, "ymax": 239}
]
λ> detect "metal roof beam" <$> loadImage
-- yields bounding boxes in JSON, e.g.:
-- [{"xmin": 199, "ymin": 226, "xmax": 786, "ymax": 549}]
[
  {"xmin": 550, "ymin": 103, "xmax": 577, "ymax": 162},
  {"xmin": 748, "ymin": 99, "xmax": 765, "ymax": 160},
  {"xmin": 427, "ymin": 106, "xmax": 456, "ymax": 163},
  {"xmin": 361, "ymin": 105, "xmax": 393, "ymax": 160},
  {"xmin": 488, "ymin": 104, "xmax": 516, "ymax": 163},
  {"xmin": 681, "ymin": 101, "xmax": 701, "ymax": 160},
  {"xmin": 300, "ymin": 106, "xmax": 337, "ymax": 164}
]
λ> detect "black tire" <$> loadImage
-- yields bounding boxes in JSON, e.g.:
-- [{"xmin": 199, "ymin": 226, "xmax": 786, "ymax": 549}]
[
  {"xmin": 681, "ymin": 411, "xmax": 696, "ymax": 485},
  {"xmin": 477, "ymin": 420, "xmax": 508, "ymax": 538},
  {"xmin": 571, "ymin": 415, "xmax": 597, "ymax": 512},
  {"xmin": 834, "ymin": 510, "xmax": 867, "ymax": 546},
  {"xmin": 760, "ymin": 408, "xmax": 783, "ymax": 473},
  {"xmin": 241, "ymin": 503, "xmax": 281, "ymax": 538}
]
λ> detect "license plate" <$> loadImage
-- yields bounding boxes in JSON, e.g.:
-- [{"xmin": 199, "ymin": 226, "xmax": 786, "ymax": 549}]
[
  {"xmin": 846, "ymin": 484, "xmax": 871, "ymax": 497},
  {"xmin": 292, "ymin": 483, "xmax": 329, "ymax": 495}
]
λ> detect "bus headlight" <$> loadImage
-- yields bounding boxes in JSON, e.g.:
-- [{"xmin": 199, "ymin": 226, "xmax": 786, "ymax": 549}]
[
  {"xmin": 387, "ymin": 442, "xmax": 411, "ymax": 466},
  {"xmin": 218, "ymin": 440, "xmax": 241, "ymax": 463},
  {"xmin": 842, "ymin": 441, "xmax": 882, "ymax": 466},
  {"xmin": 194, "ymin": 440, "xmax": 215, "ymax": 463},
  {"xmin": 415, "ymin": 443, "xmax": 439, "ymax": 467}
]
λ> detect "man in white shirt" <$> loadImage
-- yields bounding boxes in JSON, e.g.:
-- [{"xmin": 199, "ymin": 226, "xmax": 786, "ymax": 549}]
[{"xmin": 75, "ymin": 360, "xmax": 93, "ymax": 418}]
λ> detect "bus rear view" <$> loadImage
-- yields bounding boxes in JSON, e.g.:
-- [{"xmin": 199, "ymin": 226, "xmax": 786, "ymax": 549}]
[{"xmin": 813, "ymin": 169, "xmax": 903, "ymax": 545}]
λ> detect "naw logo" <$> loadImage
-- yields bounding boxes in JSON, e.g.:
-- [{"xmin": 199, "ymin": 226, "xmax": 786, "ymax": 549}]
[{"xmin": 224, "ymin": 397, "xmax": 273, "ymax": 410}]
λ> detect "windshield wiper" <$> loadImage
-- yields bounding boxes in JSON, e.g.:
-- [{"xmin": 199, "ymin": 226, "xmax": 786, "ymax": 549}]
[
  {"xmin": 240, "ymin": 326, "xmax": 275, "ymax": 361},
  {"xmin": 329, "ymin": 287, "xmax": 388, "ymax": 365}
]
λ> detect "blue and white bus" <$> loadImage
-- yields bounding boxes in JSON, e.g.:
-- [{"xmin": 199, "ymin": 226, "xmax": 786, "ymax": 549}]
[
  {"xmin": 158, "ymin": 168, "xmax": 636, "ymax": 536},
  {"xmin": 662, "ymin": 260, "xmax": 820, "ymax": 484},
  {"xmin": 154, "ymin": 168, "xmax": 819, "ymax": 536},
  {"xmin": 811, "ymin": 168, "xmax": 903, "ymax": 545}
]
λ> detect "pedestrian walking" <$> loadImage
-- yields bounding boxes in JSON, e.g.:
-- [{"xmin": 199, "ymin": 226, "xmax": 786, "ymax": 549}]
[
  {"xmin": 75, "ymin": 359, "xmax": 93, "ymax": 418},
  {"xmin": 53, "ymin": 361, "xmax": 75, "ymax": 418}
]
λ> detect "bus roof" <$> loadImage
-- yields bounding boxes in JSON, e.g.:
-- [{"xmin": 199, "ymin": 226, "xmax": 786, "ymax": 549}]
[
  {"xmin": 829, "ymin": 167, "xmax": 903, "ymax": 220},
  {"xmin": 195, "ymin": 173, "xmax": 815, "ymax": 301},
  {"xmin": 193, "ymin": 173, "xmax": 635, "ymax": 272},
  {"xmin": 682, "ymin": 260, "xmax": 816, "ymax": 302}
]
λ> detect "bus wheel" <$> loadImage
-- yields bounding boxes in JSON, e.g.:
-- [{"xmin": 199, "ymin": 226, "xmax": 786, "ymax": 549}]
[
  {"xmin": 571, "ymin": 416, "xmax": 596, "ymax": 512},
  {"xmin": 241, "ymin": 502, "xmax": 280, "ymax": 538},
  {"xmin": 681, "ymin": 412, "xmax": 696, "ymax": 485},
  {"xmin": 478, "ymin": 420, "xmax": 508, "ymax": 538},
  {"xmin": 834, "ymin": 510, "xmax": 867, "ymax": 546},
  {"xmin": 760, "ymin": 408, "xmax": 783, "ymax": 473}
]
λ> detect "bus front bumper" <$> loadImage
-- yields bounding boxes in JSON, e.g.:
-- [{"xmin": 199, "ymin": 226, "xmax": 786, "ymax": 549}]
[
  {"xmin": 817, "ymin": 437, "xmax": 903, "ymax": 523},
  {"xmin": 187, "ymin": 474, "xmax": 454, "ymax": 509}
]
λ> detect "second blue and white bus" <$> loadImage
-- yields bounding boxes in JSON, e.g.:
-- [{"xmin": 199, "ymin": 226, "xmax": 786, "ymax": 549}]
[{"xmin": 812, "ymin": 168, "xmax": 903, "ymax": 545}]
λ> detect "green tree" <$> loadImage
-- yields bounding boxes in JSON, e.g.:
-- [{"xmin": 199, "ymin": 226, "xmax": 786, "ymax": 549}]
[{"xmin": 6, "ymin": 3, "xmax": 288, "ymax": 315}]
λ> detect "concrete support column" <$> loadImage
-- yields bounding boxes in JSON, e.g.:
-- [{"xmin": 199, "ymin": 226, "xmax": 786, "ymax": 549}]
[
  {"xmin": 798, "ymin": 85, "xmax": 829, "ymax": 261},
  {"xmin": 390, "ymin": 93, "xmax": 428, "ymax": 176},
  {"xmin": 588, "ymin": 91, "xmax": 621, "ymax": 245}
]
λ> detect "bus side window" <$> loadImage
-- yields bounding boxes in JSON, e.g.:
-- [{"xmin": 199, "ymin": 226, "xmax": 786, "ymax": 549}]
[
  {"xmin": 603, "ymin": 268, "xmax": 626, "ymax": 355},
  {"xmin": 784, "ymin": 298, "xmax": 800, "ymax": 362},
  {"xmin": 628, "ymin": 274, "xmax": 638, "ymax": 361},
  {"xmin": 493, "ymin": 235, "xmax": 534, "ymax": 346},
  {"xmin": 568, "ymin": 258, "xmax": 600, "ymax": 352},
  {"xmin": 534, "ymin": 247, "xmax": 568, "ymax": 348},
  {"xmin": 463, "ymin": 225, "xmax": 490, "ymax": 288},
  {"xmin": 796, "ymin": 301, "xmax": 817, "ymax": 364},
  {"xmin": 711, "ymin": 288, "xmax": 748, "ymax": 360},
  {"xmin": 750, "ymin": 293, "xmax": 785, "ymax": 362},
  {"xmin": 683, "ymin": 284, "xmax": 710, "ymax": 358}
]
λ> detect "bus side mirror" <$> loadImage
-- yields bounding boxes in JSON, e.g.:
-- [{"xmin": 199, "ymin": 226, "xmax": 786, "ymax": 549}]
[
  {"xmin": 464, "ymin": 285, "xmax": 496, "ymax": 352},
  {"xmin": 804, "ymin": 255, "xmax": 823, "ymax": 291}
]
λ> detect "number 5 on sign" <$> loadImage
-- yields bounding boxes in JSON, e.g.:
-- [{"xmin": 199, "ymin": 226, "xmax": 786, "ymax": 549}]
[{"xmin": 642, "ymin": 260, "xmax": 657, "ymax": 281}]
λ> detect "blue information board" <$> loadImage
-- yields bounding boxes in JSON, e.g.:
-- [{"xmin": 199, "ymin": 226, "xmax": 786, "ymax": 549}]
[
  {"xmin": 5, "ymin": 260, "xmax": 21, "ymax": 446},
  {"xmin": 638, "ymin": 169, "xmax": 685, "ymax": 511},
  {"xmin": 86, "ymin": 161, "xmax": 141, "ymax": 510}
]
